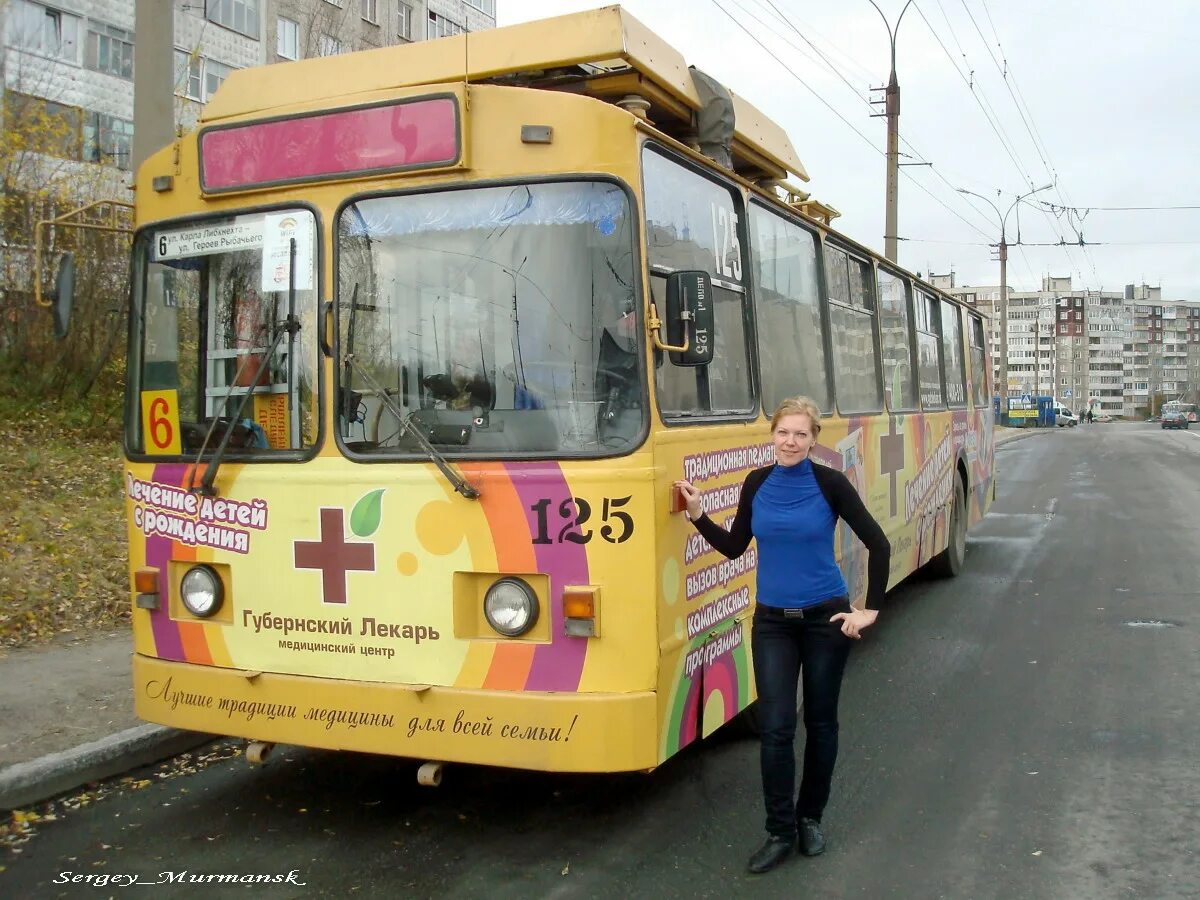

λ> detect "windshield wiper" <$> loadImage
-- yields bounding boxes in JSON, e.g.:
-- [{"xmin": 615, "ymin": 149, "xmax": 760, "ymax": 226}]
[
  {"xmin": 191, "ymin": 239, "xmax": 299, "ymax": 496},
  {"xmin": 344, "ymin": 355, "xmax": 480, "ymax": 501}
]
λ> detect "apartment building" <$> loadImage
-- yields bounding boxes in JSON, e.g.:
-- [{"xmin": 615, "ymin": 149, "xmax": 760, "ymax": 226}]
[
  {"xmin": 3, "ymin": 0, "xmax": 497, "ymax": 175},
  {"xmin": 1122, "ymin": 284, "xmax": 1200, "ymax": 416}
]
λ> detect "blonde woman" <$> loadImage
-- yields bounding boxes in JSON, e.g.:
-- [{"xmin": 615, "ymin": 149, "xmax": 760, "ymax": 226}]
[{"xmin": 675, "ymin": 397, "xmax": 890, "ymax": 875}]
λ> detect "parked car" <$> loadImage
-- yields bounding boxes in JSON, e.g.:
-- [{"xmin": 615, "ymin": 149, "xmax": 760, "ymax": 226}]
[
  {"xmin": 1053, "ymin": 406, "xmax": 1078, "ymax": 427},
  {"xmin": 1162, "ymin": 410, "xmax": 1189, "ymax": 430}
]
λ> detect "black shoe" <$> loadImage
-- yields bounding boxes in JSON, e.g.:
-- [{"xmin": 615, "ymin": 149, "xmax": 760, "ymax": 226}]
[
  {"xmin": 747, "ymin": 835, "xmax": 794, "ymax": 874},
  {"xmin": 798, "ymin": 817, "xmax": 826, "ymax": 856}
]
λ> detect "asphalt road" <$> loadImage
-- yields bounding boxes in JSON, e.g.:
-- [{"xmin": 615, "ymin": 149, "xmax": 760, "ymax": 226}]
[{"xmin": 5, "ymin": 423, "xmax": 1199, "ymax": 899}]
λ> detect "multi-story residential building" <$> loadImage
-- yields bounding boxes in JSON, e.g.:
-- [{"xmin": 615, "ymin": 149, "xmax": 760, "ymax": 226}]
[
  {"xmin": 1122, "ymin": 284, "xmax": 1200, "ymax": 416},
  {"xmin": 0, "ymin": 0, "xmax": 496, "ymax": 315},
  {"xmin": 4, "ymin": 1, "xmax": 496, "ymax": 175},
  {"xmin": 945, "ymin": 275, "xmax": 1126, "ymax": 414}
]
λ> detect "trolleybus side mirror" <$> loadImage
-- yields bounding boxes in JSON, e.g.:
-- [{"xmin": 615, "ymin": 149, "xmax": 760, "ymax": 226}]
[
  {"xmin": 50, "ymin": 252, "xmax": 76, "ymax": 340},
  {"xmin": 655, "ymin": 269, "xmax": 714, "ymax": 367}
]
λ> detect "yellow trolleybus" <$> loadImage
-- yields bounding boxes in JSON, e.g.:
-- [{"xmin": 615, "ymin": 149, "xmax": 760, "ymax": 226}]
[{"xmin": 112, "ymin": 6, "xmax": 994, "ymax": 778}]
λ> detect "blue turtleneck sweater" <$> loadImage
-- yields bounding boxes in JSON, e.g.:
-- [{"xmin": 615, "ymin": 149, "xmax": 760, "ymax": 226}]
[{"xmin": 751, "ymin": 459, "xmax": 848, "ymax": 608}]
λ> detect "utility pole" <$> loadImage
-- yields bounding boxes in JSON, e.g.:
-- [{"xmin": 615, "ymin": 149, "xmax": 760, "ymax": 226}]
[
  {"xmin": 958, "ymin": 183, "xmax": 1053, "ymax": 404},
  {"xmin": 868, "ymin": 0, "xmax": 913, "ymax": 264},
  {"xmin": 132, "ymin": 0, "xmax": 175, "ymax": 173}
]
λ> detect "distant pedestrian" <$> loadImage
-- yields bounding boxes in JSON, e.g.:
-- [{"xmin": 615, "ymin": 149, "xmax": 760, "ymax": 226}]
[
  {"xmin": 674, "ymin": 397, "xmax": 891, "ymax": 875},
  {"xmin": 1086, "ymin": 409, "xmax": 1094, "ymax": 424}
]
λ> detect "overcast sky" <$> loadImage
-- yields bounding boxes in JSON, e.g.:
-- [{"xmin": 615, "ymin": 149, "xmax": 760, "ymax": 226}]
[{"xmin": 498, "ymin": 1, "xmax": 1200, "ymax": 299}]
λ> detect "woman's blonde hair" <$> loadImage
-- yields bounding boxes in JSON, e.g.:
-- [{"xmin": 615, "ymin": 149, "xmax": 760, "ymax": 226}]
[{"xmin": 770, "ymin": 396, "xmax": 822, "ymax": 435}]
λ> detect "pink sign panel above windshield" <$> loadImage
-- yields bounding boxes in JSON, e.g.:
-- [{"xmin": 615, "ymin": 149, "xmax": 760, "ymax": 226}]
[{"xmin": 199, "ymin": 95, "xmax": 460, "ymax": 193}]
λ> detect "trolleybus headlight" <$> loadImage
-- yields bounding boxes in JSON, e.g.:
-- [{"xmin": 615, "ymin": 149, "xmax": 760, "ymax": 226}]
[
  {"xmin": 180, "ymin": 565, "xmax": 224, "ymax": 618},
  {"xmin": 483, "ymin": 578, "xmax": 538, "ymax": 637}
]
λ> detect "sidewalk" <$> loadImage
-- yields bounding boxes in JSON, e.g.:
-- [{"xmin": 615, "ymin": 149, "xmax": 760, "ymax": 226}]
[
  {"xmin": 0, "ymin": 423, "xmax": 1045, "ymax": 811},
  {"xmin": 0, "ymin": 631, "xmax": 211, "ymax": 810}
]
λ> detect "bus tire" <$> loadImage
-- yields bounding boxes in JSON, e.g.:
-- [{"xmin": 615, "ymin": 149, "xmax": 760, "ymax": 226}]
[{"xmin": 928, "ymin": 474, "xmax": 967, "ymax": 578}]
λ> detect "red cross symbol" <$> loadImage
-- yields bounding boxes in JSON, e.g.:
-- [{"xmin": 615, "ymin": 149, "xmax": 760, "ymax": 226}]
[
  {"xmin": 294, "ymin": 508, "xmax": 375, "ymax": 605},
  {"xmin": 879, "ymin": 416, "xmax": 906, "ymax": 518}
]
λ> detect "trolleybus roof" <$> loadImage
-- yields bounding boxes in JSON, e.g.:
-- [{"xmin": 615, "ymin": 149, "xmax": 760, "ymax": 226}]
[{"xmin": 202, "ymin": 5, "xmax": 809, "ymax": 186}]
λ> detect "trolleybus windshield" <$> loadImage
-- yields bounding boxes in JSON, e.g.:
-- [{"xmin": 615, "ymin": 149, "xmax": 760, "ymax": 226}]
[{"xmin": 336, "ymin": 180, "xmax": 643, "ymax": 457}]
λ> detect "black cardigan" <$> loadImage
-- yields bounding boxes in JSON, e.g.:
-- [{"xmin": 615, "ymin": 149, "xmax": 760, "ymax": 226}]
[{"xmin": 691, "ymin": 463, "xmax": 892, "ymax": 610}]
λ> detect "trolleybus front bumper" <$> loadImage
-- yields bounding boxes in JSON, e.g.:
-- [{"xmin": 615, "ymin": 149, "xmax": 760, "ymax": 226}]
[{"xmin": 134, "ymin": 654, "xmax": 659, "ymax": 773}]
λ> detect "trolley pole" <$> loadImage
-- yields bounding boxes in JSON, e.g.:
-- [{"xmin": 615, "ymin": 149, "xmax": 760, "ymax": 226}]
[{"xmin": 868, "ymin": 0, "xmax": 913, "ymax": 264}]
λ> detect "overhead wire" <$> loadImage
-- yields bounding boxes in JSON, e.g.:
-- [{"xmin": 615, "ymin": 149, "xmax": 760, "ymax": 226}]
[
  {"xmin": 919, "ymin": 1, "xmax": 1093, "ymax": 289},
  {"xmin": 754, "ymin": 0, "xmax": 999, "ymax": 237},
  {"xmin": 962, "ymin": 0, "xmax": 1101, "ymax": 288},
  {"xmin": 708, "ymin": 0, "xmax": 996, "ymax": 243}
]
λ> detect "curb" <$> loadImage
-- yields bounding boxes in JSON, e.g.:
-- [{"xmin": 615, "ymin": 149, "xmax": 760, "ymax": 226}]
[
  {"xmin": 995, "ymin": 428, "xmax": 1050, "ymax": 448},
  {"xmin": 0, "ymin": 725, "xmax": 216, "ymax": 811}
]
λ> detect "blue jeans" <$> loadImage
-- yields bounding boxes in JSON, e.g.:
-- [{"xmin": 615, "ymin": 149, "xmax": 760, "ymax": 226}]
[{"xmin": 751, "ymin": 598, "xmax": 852, "ymax": 839}]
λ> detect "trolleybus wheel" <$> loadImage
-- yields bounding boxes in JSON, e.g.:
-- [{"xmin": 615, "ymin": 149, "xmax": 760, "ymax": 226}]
[{"xmin": 928, "ymin": 474, "xmax": 967, "ymax": 578}]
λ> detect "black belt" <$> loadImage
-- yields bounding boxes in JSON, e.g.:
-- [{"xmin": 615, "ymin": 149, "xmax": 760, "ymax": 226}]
[{"xmin": 755, "ymin": 595, "xmax": 850, "ymax": 620}]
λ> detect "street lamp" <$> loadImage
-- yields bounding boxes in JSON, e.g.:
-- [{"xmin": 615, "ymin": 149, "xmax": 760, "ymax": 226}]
[
  {"xmin": 957, "ymin": 183, "xmax": 1054, "ymax": 407},
  {"xmin": 868, "ymin": 0, "xmax": 914, "ymax": 263}
]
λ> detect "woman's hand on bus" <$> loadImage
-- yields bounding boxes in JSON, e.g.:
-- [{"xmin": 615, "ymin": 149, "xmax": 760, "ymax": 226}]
[
  {"xmin": 830, "ymin": 608, "xmax": 878, "ymax": 639},
  {"xmin": 673, "ymin": 479, "xmax": 703, "ymax": 520}
]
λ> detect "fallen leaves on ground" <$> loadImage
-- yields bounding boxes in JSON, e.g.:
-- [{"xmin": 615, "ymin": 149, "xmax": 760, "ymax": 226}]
[
  {"xmin": 1, "ymin": 742, "xmax": 241, "ymax": 854},
  {"xmin": 0, "ymin": 413, "xmax": 128, "ymax": 648}
]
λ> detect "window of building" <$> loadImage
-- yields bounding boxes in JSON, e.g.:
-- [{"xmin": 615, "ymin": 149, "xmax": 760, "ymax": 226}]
[
  {"xmin": 1075, "ymin": 324, "xmax": 1082, "ymax": 334},
  {"xmin": 644, "ymin": 148, "xmax": 754, "ymax": 419},
  {"xmin": 397, "ymin": 2, "xmax": 412, "ymax": 39},
  {"xmin": 83, "ymin": 111, "xmax": 134, "ymax": 169},
  {"xmin": 750, "ymin": 202, "xmax": 829, "ymax": 412},
  {"xmin": 85, "ymin": 22, "xmax": 134, "ymax": 79},
  {"xmin": 464, "ymin": 0, "xmax": 497, "ymax": 15},
  {"xmin": 204, "ymin": 58, "xmax": 234, "ymax": 98},
  {"xmin": 877, "ymin": 268, "xmax": 918, "ymax": 411},
  {"xmin": 429, "ymin": 11, "xmax": 464, "ymax": 38},
  {"xmin": 824, "ymin": 243, "xmax": 881, "ymax": 413},
  {"xmin": 277, "ymin": 17, "xmax": 299, "ymax": 59},
  {"xmin": 318, "ymin": 34, "xmax": 344, "ymax": 56},
  {"xmin": 361, "ymin": 0, "xmax": 378, "ymax": 23},
  {"xmin": 205, "ymin": 0, "xmax": 260, "ymax": 40},
  {"xmin": 8, "ymin": 0, "xmax": 80, "ymax": 61},
  {"xmin": 173, "ymin": 49, "xmax": 202, "ymax": 99}
]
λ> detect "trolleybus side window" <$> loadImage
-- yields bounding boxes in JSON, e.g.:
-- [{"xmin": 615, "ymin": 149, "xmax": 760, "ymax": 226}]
[
  {"xmin": 877, "ymin": 267, "xmax": 919, "ymax": 412},
  {"xmin": 914, "ymin": 290, "xmax": 945, "ymax": 409},
  {"xmin": 940, "ymin": 299, "xmax": 967, "ymax": 408},
  {"xmin": 130, "ymin": 208, "xmax": 320, "ymax": 455},
  {"xmin": 642, "ymin": 147, "xmax": 753, "ymax": 419},
  {"xmin": 824, "ymin": 242, "xmax": 882, "ymax": 414},
  {"xmin": 968, "ymin": 312, "xmax": 989, "ymax": 407},
  {"xmin": 747, "ymin": 202, "xmax": 830, "ymax": 413}
]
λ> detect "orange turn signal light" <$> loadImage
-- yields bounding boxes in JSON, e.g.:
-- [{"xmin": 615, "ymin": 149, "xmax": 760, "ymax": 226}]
[
  {"xmin": 563, "ymin": 588, "xmax": 596, "ymax": 619},
  {"xmin": 135, "ymin": 567, "xmax": 160, "ymax": 594}
]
